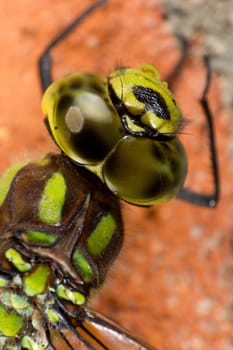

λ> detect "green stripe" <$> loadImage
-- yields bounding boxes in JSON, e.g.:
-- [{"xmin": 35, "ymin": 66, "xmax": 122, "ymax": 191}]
[
  {"xmin": 0, "ymin": 302, "xmax": 23, "ymax": 336},
  {"xmin": 56, "ymin": 285, "xmax": 86, "ymax": 305},
  {"xmin": 5, "ymin": 248, "xmax": 31, "ymax": 272},
  {"xmin": 0, "ymin": 162, "xmax": 26, "ymax": 206},
  {"xmin": 23, "ymin": 231, "xmax": 57, "ymax": 245},
  {"xmin": 72, "ymin": 250, "xmax": 93, "ymax": 282},
  {"xmin": 38, "ymin": 172, "xmax": 66, "ymax": 224},
  {"xmin": 23, "ymin": 265, "xmax": 51, "ymax": 296},
  {"xmin": 21, "ymin": 336, "xmax": 45, "ymax": 350},
  {"xmin": 87, "ymin": 214, "xmax": 116, "ymax": 256}
]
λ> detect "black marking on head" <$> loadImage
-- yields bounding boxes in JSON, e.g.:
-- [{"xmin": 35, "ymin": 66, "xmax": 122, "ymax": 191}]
[
  {"xmin": 108, "ymin": 80, "xmax": 128, "ymax": 116},
  {"xmin": 133, "ymin": 86, "xmax": 171, "ymax": 120}
]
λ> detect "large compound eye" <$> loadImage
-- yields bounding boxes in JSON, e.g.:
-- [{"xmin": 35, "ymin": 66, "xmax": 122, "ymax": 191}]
[
  {"xmin": 103, "ymin": 136, "xmax": 187, "ymax": 206},
  {"xmin": 108, "ymin": 64, "xmax": 182, "ymax": 137},
  {"xmin": 42, "ymin": 73, "xmax": 122, "ymax": 166},
  {"xmin": 42, "ymin": 68, "xmax": 187, "ymax": 207}
]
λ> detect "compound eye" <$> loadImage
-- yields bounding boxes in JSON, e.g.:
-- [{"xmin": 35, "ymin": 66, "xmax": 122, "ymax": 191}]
[
  {"xmin": 42, "ymin": 73, "xmax": 122, "ymax": 166},
  {"xmin": 103, "ymin": 136, "xmax": 187, "ymax": 206}
]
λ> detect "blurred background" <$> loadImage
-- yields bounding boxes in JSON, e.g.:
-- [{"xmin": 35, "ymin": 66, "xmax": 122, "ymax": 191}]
[{"xmin": 0, "ymin": 1, "xmax": 232, "ymax": 349}]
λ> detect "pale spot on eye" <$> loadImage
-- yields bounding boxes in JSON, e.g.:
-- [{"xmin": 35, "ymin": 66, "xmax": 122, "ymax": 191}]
[{"xmin": 65, "ymin": 106, "xmax": 84, "ymax": 133}]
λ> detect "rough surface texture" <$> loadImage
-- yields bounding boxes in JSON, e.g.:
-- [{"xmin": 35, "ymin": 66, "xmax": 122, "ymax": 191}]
[
  {"xmin": 0, "ymin": 0, "xmax": 232, "ymax": 349},
  {"xmin": 163, "ymin": 0, "xmax": 233, "ymax": 108}
]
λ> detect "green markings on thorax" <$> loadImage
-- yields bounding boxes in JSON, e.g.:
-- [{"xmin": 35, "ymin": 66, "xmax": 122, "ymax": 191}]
[
  {"xmin": 5, "ymin": 248, "xmax": 31, "ymax": 273},
  {"xmin": 0, "ymin": 276, "xmax": 9, "ymax": 287},
  {"xmin": 0, "ymin": 162, "xmax": 27, "ymax": 206},
  {"xmin": 0, "ymin": 291, "xmax": 32, "ymax": 337},
  {"xmin": 46, "ymin": 308, "xmax": 60, "ymax": 324},
  {"xmin": 0, "ymin": 292, "xmax": 32, "ymax": 315},
  {"xmin": 23, "ymin": 230, "xmax": 58, "ymax": 245},
  {"xmin": 21, "ymin": 336, "xmax": 45, "ymax": 350},
  {"xmin": 87, "ymin": 213, "xmax": 116, "ymax": 256},
  {"xmin": 72, "ymin": 250, "xmax": 94, "ymax": 282},
  {"xmin": 0, "ymin": 302, "xmax": 24, "ymax": 337},
  {"xmin": 56, "ymin": 285, "xmax": 86, "ymax": 305},
  {"xmin": 23, "ymin": 265, "xmax": 51, "ymax": 297},
  {"xmin": 38, "ymin": 171, "xmax": 66, "ymax": 225},
  {"xmin": 0, "ymin": 159, "xmax": 67, "ymax": 226}
]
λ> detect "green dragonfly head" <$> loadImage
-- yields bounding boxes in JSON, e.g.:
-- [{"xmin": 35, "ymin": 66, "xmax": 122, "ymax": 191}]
[
  {"xmin": 108, "ymin": 63, "xmax": 182, "ymax": 137},
  {"xmin": 42, "ymin": 65, "xmax": 187, "ymax": 206}
]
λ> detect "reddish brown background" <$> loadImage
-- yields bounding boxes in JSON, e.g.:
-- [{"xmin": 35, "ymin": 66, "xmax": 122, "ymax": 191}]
[{"xmin": 0, "ymin": 1, "xmax": 232, "ymax": 349}]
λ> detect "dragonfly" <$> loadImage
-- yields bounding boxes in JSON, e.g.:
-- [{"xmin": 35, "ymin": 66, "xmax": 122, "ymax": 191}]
[{"xmin": 0, "ymin": 0, "xmax": 219, "ymax": 349}]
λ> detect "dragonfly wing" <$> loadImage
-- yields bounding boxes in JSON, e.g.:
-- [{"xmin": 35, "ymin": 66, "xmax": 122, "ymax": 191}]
[
  {"xmin": 48, "ymin": 307, "xmax": 157, "ymax": 350},
  {"xmin": 72, "ymin": 308, "xmax": 157, "ymax": 350}
]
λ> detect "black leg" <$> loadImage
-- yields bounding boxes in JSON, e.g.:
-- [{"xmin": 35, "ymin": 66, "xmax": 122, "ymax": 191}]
[
  {"xmin": 38, "ymin": 0, "xmax": 107, "ymax": 92},
  {"xmin": 177, "ymin": 55, "xmax": 220, "ymax": 208}
]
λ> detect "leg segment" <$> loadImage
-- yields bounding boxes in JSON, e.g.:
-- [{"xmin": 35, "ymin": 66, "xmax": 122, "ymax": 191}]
[{"xmin": 38, "ymin": 0, "xmax": 107, "ymax": 92}]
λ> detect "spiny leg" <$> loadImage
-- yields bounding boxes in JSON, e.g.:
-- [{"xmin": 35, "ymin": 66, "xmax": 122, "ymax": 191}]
[
  {"xmin": 38, "ymin": 0, "xmax": 107, "ymax": 92},
  {"xmin": 177, "ymin": 55, "xmax": 219, "ymax": 208},
  {"xmin": 163, "ymin": 35, "xmax": 219, "ymax": 208}
]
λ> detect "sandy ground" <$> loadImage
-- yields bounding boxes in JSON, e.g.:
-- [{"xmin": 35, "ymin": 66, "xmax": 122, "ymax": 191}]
[{"xmin": 0, "ymin": 1, "xmax": 232, "ymax": 349}]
